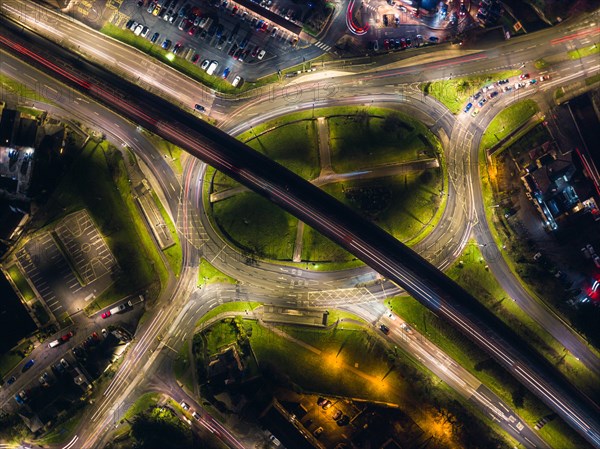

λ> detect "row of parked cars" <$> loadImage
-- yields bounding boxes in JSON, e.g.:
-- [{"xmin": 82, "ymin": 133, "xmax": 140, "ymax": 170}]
[{"xmin": 463, "ymin": 73, "xmax": 550, "ymax": 115}]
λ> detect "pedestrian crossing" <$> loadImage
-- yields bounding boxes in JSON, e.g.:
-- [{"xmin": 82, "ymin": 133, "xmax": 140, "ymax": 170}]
[
  {"xmin": 314, "ymin": 41, "xmax": 332, "ymax": 52},
  {"xmin": 364, "ymin": 3, "xmax": 378, "ymax": 12}
]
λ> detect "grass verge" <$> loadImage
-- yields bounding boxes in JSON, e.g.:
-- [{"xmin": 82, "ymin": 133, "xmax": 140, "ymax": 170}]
[
  {"xmin": 568, "ymin": 44, "xmax": 600, "ymax": 60},
  {"xmin": 194, "ymin": 301, "xmax": 261, "ymax": 327},
  {"xmin": 198, "ymin": 258, "xmax": 237, "ymax": 286},
  {"xmin": 586, "ymin": 73, "xmax": 600, "ymax": 86},
  {"xmin": 152, "ymin": 192, "xmax": 182, "ymax": 277},
  {"xmin": 6, "ymin": 264, "xmax": 36, "ymax": 301},
  {"xmin": 479, "ymin": 99, "xmax": 539, "ymax": 151},
  {"xmin": 419, "ymin": 70, "xmax": 520, "ymax": 113}
]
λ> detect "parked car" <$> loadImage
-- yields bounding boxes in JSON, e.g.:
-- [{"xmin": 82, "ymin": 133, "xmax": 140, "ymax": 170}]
[
  {"xmin": 195, "ymin": 104, "xmax": 206, "ymax": 112},
  {"xmin": 519, "ymin": 73, "xmax": 530, "ymax": 80},
  {"xmin": 464, "ymin": 102, "xmax": 473, "ymax": 113},
  {"xmin": 379, "ymin": 324, "xmax": 390, "ymax": 334},
  {"xmin": 62, "ymin": 331, "xmax": 74, "ymax": 341},
  {"xmin": 7, "ymin": 376, "xmax": 16, "ymax": 385},
  {"xmin": 206, "ymin": 60, "xmax": 218, "ymax": 76},
  {"xmin": 181, "ymin": 401, "xmax": 190, "ymax": 410},
  {"xmin": 257, "ymin": 49, "xmax": 266, "ymax": 60},
  {"xmin": 231, "ymin": 75, "xmax": 242, "ymax": 87}
]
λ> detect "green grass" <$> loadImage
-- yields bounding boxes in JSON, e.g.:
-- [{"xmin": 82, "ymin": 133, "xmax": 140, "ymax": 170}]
[
  {"xmin": 249, "ymin": 322, "xmax": 405, "ymax": 401},
  {"xmin": 320, "ymin": 170, "xmax": 443, "ymax": 244},
  {"xmin": 0, "ymin": 73, "xmax": 54, "ymax": 104},
  {"xmin": 420, "ymin": 70, "xmax": 520, "ymax": 114},
  {"xmin": 148, "ymin": 134, "xmax": 183, "ymax": 174},
  {"xmin": 244, "ymin": 120, "xmax": 320, "ymax": 180},
  {"xmin": 0, "ymin": 339, "xmax": 32, "ymax": 378},
  {"xmin": 6, "ymin": 264, "xmax": 36, "ymax": 301},
  {"xmin": 32, "ymin": 301, "xmax": 51, "ymax": 325},
  {"xmin": 328, "ymin": 111, "xmax": 441, "ymax": 173},
  {"xmin": 194, "ymin": 301, "xmax": 261, "ymax": 327},
  {"xmin": 480, "ymin": 99, "xmax": 539, "ymax": 151},
  {"xmin": 123, "ymin": 392, "xmax": 161, "ymax": 422},
  {"xmin": 202, "ymin": 320, "xmax": 239, "ymax": 354},
  {"xmin": 31, "ymin": 140, "xmax": 166, "ymax": 314},
  {"xmin": 198, "ymin": 258, "xmax": 237, "ymax": 286},
  {"xmin": 568, "ymin": 44, "xmax": 600, "ymax": 59},
  {"xmin": 152, "ymin": 192, "xmax": 182, "ymax": 277},
  {"xmin": 212, "ymin": 192, "xmax": 298, "ymax": 260},
  {"xmin": 212, "ymin": 107, "xmax": 446, "ymax": 264},
  {"xmin": 534, "ymin": 59, "xmax": 548, "ymax": 69},
  {"xmin": 586, "ymin": 73, "xmax": 600, "ymax": 86},
  {"xmin": 554, "ymin": 87, "xmax": 565, "ymax": 99},
  {"xmin": 173, "ymin": 340, "xmax": 194, "ymax": 393}
]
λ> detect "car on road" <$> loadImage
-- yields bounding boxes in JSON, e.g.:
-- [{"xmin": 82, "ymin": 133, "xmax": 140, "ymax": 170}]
[
  {"xmin": 519, "ymin": 73, "xmax": 530, "ymax": 80},
  {"xmin": 7, "ymin": 376, "xmax": 16, "ymax": 385},
  {"xmin": 400, "ymin": 322, "xmax": 414, "ymax": 334},
  {"xmin": 181, "ymin": 401, "xmax": 190, "ymax": 410},
  {"xmin": 22, "ymin": 359, "xmax": 34, "ymax": 372},
  {"xmin": 379, "ymin": 324, "xmax": 390, "ymax": 334},
  {"xmin": 192, "ymin": 411, "xmax": 201, "ymax": 420},
  {"xmin": 61, "ymin": 331, "xmax": 74, "ymax": 341},
  {"xmin": 464, "ymin": 102, "xmax": 473, "ymax": 113},
  {"xmin": 313, "ymin": 427, "xmax": 324, "ymax": 437},
  {"xmin": 540, "ymin": 75, "xmax": 550, "ymax": 81},
  {"xmin": 459, "ymin": 2, "xmax": 467, "ymax": 16},
  {"xmin": 195, "ymin": 104, "xmax": 206, "ymax": 112},
  {"xmin": 529, "ymin": 79, "xmax": 537, "ymax": 85},
  {"xmin": 257, "ymin": 49, "xmax": 266, "ymax": 60}
]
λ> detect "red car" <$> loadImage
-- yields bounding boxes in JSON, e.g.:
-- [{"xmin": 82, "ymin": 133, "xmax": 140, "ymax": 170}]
[
  {"xmin": 61, "ymin": 331, "xmax": 74, "ymax": 341},
  {"xmin": 260, "ymin": 22, "xmax": 269, "ymax": 32},
  {"xmin": 251, "ymin": 45, "xmax": 260, "ymax": 57},
  {"xmin": 383, "ymin": 39, "xmax": 390, "ymax": 50},
  {"xmin": 191, "ymin": 53, "xmax": 200, "ymax": 63},
  {"xmin": 101, "ymin": 310, "xmax": 111, "ymax": 319},
  {"xmin": 519, "ymin": 73, "xmax": 530, "ymax": 80}
]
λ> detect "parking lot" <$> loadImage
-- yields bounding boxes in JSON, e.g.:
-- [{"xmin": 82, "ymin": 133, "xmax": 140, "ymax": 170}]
[
  {"xmin": 15, "ymin": 210, "xmax": 119, "ymax": 321},
  {"xmin": 118, "ymin": 0, "xmax": 303, "ymax": 84},
  {"xmin": 54, "ymin": 210, "xmax": 118, "ymax": 286},
  {"xmin": 16, "ymin": 232, "xmax": 82, "ymax": 319}
]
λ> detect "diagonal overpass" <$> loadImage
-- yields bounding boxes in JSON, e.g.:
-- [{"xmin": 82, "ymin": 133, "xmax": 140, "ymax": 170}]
[{"xmin": 1, "ymin": 15, "xmax": 600, "ymax": 448}]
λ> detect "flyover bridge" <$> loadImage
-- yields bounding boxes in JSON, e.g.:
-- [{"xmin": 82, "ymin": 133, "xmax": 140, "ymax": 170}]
[{"xmin": 1, "ymin": 15, "xmax": 599, "ymax": 448}]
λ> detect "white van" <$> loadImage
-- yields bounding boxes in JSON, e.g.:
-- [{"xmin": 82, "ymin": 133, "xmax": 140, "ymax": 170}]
[
  {"xmin": 48, "ymin": 339, "xmax": 61, "ymax": 348},
  {"xmin": 206, "ymin": 61, "xmax": 218, "ymax": 76}
]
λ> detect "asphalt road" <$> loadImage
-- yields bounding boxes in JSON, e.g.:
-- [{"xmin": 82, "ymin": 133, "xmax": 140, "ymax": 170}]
[
  {"xmin": 0, "ymin": 46, "xmax": 546, "ymax": 449},
  {"xmin": 4, "ymin": 15, "xmax": 600, "ymax": 447},
  {"xmin": 1, "ymin": 4, "xmax": 600, "ymax": 448}
]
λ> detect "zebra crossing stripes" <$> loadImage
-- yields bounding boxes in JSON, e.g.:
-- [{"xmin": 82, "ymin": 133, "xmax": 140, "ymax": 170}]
[
  {"xmin": 314, "ymin": 41, "xmax": 332, "ymax": 52},
  {"xmin": 364, "ymin": 3, "xmax": 378, "ymax": 12}
]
